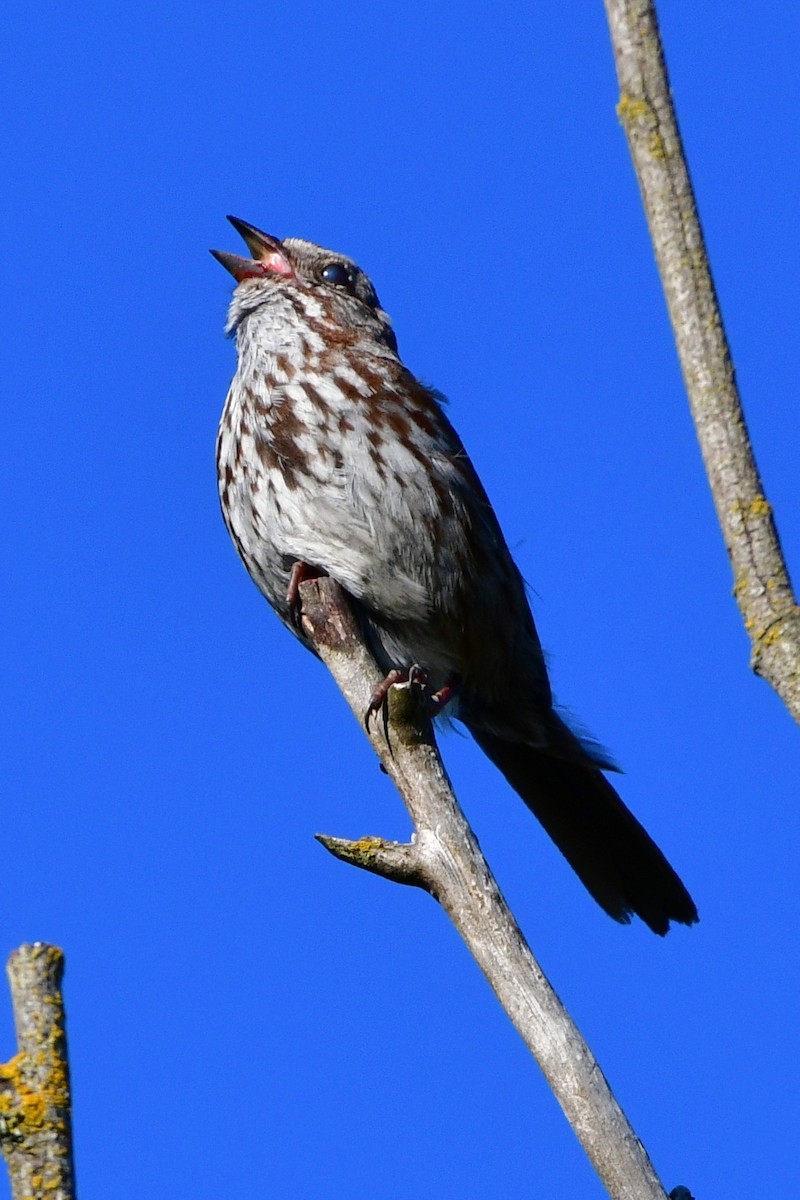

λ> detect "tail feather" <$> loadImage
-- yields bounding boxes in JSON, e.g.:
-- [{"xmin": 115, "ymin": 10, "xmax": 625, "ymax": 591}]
[{"xmin": 469, "ymin": 727, "xmax": 698, "ymax": 935}]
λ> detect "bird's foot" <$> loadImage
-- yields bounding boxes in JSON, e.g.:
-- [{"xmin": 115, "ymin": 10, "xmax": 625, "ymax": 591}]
[
  {"xmin": 365, "ymin": 667, "xmax": 416, "ymax": 731},
  {"xmin": 286, "ymin": 561, "xmax": 327, "ymax": 630},
  {"xmin": 428, "ymin": 675, "xmax": 462, "ymax": 715},
  {"xmin": 364, "ymin": 667, "xmax": 460, "ymax": 730}
]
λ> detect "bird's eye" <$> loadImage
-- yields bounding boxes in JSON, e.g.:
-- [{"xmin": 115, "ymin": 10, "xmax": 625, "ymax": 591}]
[{"xmin": 321, "ymin": 262, "xmax": 355, "ymax": 290}]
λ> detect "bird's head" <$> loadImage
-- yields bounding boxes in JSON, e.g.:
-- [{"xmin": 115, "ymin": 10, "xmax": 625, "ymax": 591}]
[{"xmin": 212, "ymin": 216, "xmax": 397, "ymax": 354}]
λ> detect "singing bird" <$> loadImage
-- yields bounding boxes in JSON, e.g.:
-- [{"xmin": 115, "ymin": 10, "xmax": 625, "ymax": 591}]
[{"xmin": 213, "ymin": 216, "xmax": 698, "ymax": 935}]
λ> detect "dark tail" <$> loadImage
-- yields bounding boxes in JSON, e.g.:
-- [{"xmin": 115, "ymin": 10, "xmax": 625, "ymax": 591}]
[{"xmin": 468, "ymin": 727, "xmax": 698, "ymax": 935}]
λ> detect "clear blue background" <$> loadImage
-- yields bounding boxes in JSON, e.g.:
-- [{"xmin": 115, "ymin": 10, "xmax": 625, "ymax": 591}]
[{"xmin": 3, "ymin": 3, "xmax": 799, "ymax": 1196}]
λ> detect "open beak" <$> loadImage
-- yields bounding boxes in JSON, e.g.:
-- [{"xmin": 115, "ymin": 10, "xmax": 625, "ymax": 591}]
[{"xmin": 210, "ymin": 216, "xmax": 295, "ymax": 282}]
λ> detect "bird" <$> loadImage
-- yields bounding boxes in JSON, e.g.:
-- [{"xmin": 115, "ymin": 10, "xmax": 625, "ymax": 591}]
[{"xmin": 212, "ymin": 215, "xmax": 698, "ymax": 935}]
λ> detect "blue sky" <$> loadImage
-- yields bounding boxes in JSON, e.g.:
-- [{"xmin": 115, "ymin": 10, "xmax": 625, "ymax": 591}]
[{"xmin": 2, "ymin": 3, "xmax": 799, "ymax": 1196}]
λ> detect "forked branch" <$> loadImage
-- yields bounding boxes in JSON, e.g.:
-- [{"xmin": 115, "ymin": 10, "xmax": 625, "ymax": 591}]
[
  {"xmin": 604, "ymin": 0, "xmax": 800, "ymax": 721},
  {"xmin": 301, "ymin": 577, "xmax": 674, "ymax": 1200}
]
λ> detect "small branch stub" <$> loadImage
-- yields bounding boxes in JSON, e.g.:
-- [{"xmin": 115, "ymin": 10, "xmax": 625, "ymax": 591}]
[
  {"xmin": 0, "ymin": 943, "xmax": 75, "ymax": 1200},
  {"xmin": 315, "ymin": 834, "xmax": 426, "ymax": 886}
]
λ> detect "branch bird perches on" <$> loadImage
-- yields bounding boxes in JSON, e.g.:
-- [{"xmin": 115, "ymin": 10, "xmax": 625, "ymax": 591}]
[{"xmin": 300, "ymin": 576, "xmax": 676, "ymax": 1200}]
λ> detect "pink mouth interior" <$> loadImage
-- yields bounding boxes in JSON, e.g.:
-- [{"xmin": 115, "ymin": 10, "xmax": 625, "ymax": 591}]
[{"xmin": 259, "ymin": 250, "xmax": 294, "ymax": 278}]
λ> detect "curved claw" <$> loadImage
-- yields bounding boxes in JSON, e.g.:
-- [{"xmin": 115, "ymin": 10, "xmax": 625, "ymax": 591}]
[
  {"xmin": 286, "ymin": 561, "xmax": 325, "ymax": 631},
  {"xmin": 364, "ymin": 668, "xmax": 408, "ymax": 731}
]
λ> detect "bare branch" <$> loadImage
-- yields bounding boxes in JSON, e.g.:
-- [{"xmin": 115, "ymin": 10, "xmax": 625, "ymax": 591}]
[
  {"xmin": 0, "ymin": 944, "xmax": 76, "ymax": 1200},
  {"xmin": 301, "ymin": 577, "xmax": 673, "ymax": 1200},
  {"xmin": 604, "ymin": 0, "xmax": 800, "ymax": 722}
]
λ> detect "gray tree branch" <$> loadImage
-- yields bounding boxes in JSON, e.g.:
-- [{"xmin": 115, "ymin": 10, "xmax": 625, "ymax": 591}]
[
  {"xmin": 301, "ymin": 577, "xmax": 674, "ymax": 1200},
  {"xmin": 0, "ymin": 943, "xmax": 75, "ymax": 1200},
  {"xmin": 604, "ymin": 0, "xmax": 800, "ymax": 722}
]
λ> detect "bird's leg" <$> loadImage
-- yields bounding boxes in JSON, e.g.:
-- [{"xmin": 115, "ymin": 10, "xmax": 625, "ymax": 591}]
[{"xmin": 286, "ymin": 561, "xmax": 327, "ymax": 630}]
